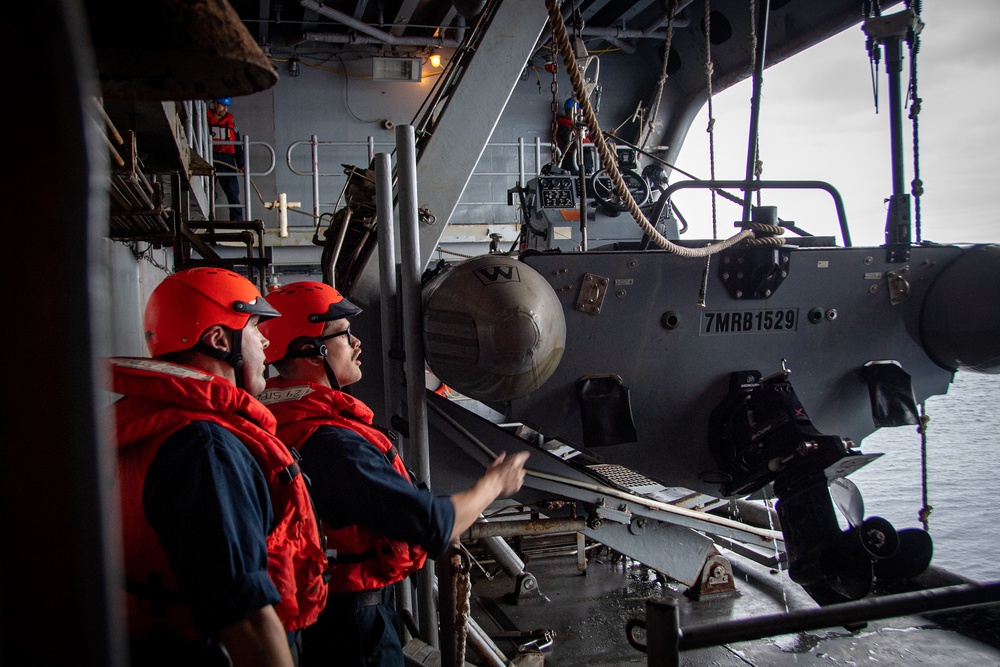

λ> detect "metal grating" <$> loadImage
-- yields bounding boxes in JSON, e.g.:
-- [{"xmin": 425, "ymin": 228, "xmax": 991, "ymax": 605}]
[{"xmin": 587, "ymin": 464, "xmax": 666, "ymax": 496}]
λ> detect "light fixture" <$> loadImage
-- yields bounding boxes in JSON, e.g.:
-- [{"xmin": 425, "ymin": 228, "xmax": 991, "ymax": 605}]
[
  {"xmin": 429, "ymin": 53, "xmax": 442, "ymax": 68},
  {"xmin": 372, "ymin": 57, "xmax": 422, "ymax": 81},
  {"xmin": 288, "ymin": 55, "xmax": 300, "ymax": 77}
]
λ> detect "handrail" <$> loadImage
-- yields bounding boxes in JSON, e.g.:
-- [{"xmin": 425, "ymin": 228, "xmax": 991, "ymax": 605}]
[
  {"xmin": 661, "ymin": 179, "xmax": 853, "ymax": 247},
  {"xmin": 627, "ymin": 580, "xmax": 1000, "ymax": 665}
]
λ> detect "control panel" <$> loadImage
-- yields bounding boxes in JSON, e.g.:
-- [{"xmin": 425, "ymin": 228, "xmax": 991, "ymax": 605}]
[{"xmin": 537, "ymin": 176, "xmax": 577, "ymax": 209}]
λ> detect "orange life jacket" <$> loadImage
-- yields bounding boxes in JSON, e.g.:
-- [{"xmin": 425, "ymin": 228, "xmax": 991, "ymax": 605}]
[
  {"xmin": 260, "ymin": 378, "xmax": 428, "ymax": 592},
  {"xmin": 112, "ymin": 358, "xmax": 328, "ymax": 637},
  {"xmin": 207, "ymin": 109, "xmax": 237, "ymax": 155}
]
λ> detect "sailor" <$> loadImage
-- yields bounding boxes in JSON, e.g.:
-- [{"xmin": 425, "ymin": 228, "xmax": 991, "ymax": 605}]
[
  {"xmin": 207, "ymin": 97, "xmax": 246, "ymax": 221},
  {"xmin": 111, "ymin": 267, "xmax": 328, "ymax": 666},
  {"xmin": 556, "ymin": 97, "xmax": 594, "ymax": 174},
  {"xmin": 258, "ymin": 281, "xmax": 529, "ymax": 667}
]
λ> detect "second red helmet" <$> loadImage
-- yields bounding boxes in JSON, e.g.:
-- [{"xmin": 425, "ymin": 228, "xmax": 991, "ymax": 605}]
[{"xmin": 260, "ymin": 281, "xmax": 362, "ymax": 364}]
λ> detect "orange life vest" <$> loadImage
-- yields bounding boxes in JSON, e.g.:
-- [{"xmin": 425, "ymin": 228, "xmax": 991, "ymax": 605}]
[
  {"xmin": 112, "ymin": 358, "xmax": 328, "ymax": 637},
  {"xmin": 260, "ymin": 378, "xmax": 428, "ymax": 593},
  {"xmin": 207, "ymin": 109, "xmax": 237, "ymax": 155}
]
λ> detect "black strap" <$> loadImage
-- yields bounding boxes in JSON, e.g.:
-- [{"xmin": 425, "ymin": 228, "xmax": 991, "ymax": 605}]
[
  {"xmin": 327, "ymin": 548, "xmax": 377, "ymax": 565},
  {"xmin": 327, "ymin": 587, "xmax": 388, "ymax": 608}
]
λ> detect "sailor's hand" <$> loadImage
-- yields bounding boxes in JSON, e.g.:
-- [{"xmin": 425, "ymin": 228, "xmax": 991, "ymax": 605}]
[{"xmin": 486, "ymin": 450, "xmax": 529, "ymax": 498}]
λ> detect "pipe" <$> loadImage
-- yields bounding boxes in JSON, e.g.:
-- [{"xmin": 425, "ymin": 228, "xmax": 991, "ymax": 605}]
[
  {"xmin": 741, "ymin": 0, "xmax": 770, "ymax": 223},
  {"xmin": 301, "ymin": 31, "xmax": 461, "ymax": 47},
  {"xmin": 465, "ymin": 517, "xmax": 587, "ymax": 541},
  {"xmin": 278, "ymin": 192, "xmax": 288, "ymax": 237},
  {"xmin": 680, "ymin": 581, "xmax": 1000, "ymax": 651},
  {"xmin": 396, "ymin": 124, "xmax": 438, "ymax": 646},
  {"xmin": 374, "ymin": 152, "xmax": 415, "ymax": 632},
  {"xmin": 375, "ymin": 153, "xmax": 402, "ymax": 431},
  {"xmin": 641, "ymin": 0, "xmax": 696, "ymax": 36},
  {"xmin": 465, "ymin": 619, "xmax": 508, "ymax": 667},
  {"xmin": 301, "ymin": 0, "xmax": 461, "ymax": 47}
]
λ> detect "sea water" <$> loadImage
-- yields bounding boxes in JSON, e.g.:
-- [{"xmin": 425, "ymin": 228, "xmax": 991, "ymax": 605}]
[{"xmin": 850, "ymin": 371, "xmax": 1000, "ymax": 582}]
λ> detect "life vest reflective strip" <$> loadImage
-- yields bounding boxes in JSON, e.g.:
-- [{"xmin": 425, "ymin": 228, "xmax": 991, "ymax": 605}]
[
  {"xmin": 111, "ymin": 358, "xmax": 328, "ymax": 637},
  {"xmin": 261, "ymin": 379, "xmax": 428, "ymax": 593},
  {"xmin": 207, "ymin": 110, "xmax": 237, "ymax": 155}
]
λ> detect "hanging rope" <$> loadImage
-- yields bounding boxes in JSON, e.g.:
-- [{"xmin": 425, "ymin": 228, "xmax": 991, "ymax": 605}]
[
  {"xmin": 640, "ymin": 0, "xmax": 678, "ymax": 150},
  {"xmin": 453, "ymin": 548, "xmax": 471, "ymax": 665},
  {"xmin": 917, "ymin": 403, "xmax": 933, "ymax": 531},
  {"xmin": 748, "ymin": 0, "xmax": 763, "ymax": 207},
  {"xmin": 704, "ymin": 0, "xmax": 719, "ymax": 240},
  {"xmin": 545, "ymin": 0, "xmax": 754, "ymax": 257}
]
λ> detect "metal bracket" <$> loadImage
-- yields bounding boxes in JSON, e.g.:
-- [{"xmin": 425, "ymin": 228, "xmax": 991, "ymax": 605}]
[
  {"xmin": 593, "ymin": 499, "xmax": 633, "ymax": 526},
  {"xmin": 686, "ymin": 553, "xmax": 738, "ymax": 600},
  {"xmin": 887, "ymin": 266, "xmax": 911, "ymax": 305},
  {"xmin": 718, "ymin": 247, "xmax": 792, "ymax": 300},
  {"xmin": 576, "ymin": 273, "xmax": 608, "ymax": 314},
  {"xmin": 514, "ymin": 572, "xmax": 541, "ymax": 600}
]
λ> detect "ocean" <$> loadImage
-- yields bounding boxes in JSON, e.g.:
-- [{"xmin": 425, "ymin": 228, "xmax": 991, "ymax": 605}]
[{"xmin": 850, "ymin": 370, "xmax": 1000, "ymax": 582}]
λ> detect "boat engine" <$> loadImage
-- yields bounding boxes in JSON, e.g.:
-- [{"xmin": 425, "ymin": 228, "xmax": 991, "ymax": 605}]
[{"xmin": 708, "ymin": 368, "xmax": 932, "ymax": 604}]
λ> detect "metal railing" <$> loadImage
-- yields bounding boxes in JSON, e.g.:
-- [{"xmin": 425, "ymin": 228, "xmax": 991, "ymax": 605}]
[
  {"xmin": 210, "ymin": 135, "xmax": 276, "ymax": 222},
  {"xmin": 626, "ymin": 580, "xmax": 1000, "ymax": 665}
]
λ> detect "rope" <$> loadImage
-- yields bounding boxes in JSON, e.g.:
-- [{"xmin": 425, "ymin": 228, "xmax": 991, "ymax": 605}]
[
  {"xmin": 748, "ymin": 0, "xmax": 763, "ymax": 207},
  {"xmin": 545, "ymin": 0, "xmax": 755, "ymax": 257},
  {"xmin": 917, "ymin": 403, "xmax": 932, "ymax": 531},
  {"xmin": 704, "ymin": 0, "xmax": 719, "ymax": 240},
  {"xmin": 640, "ymin": 0, "xmax": 678, "ymax": 150},
  {"xmin": 453, "ymin": 548, "xmax": 471, "ymax": 665}
]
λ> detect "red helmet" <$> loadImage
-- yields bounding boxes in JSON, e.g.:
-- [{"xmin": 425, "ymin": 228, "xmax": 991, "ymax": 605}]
[
  {"xmin": 260, "ymin": 281, "xmax": 362, "ymax": 364},
  {"xmin": 144, "ymin": 267, "xmax": 280, "ymax": 357}
]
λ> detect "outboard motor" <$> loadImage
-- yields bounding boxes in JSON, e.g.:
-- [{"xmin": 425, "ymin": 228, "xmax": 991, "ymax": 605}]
[{"xmin": 708, "ymin": 368, "xmax": 932, "ymax": 604}]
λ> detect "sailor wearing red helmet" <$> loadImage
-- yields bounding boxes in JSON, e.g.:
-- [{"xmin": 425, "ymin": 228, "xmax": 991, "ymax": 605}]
[
  {"xmin": 110, "ymin": 267, "xmax": 328, "ymax": 666},
  {"xmin": 258, "ymin": 281, "xmax": 528, "ymax": 667}
]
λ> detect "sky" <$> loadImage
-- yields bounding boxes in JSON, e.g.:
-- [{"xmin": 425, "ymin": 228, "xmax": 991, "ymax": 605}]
[{"xmin": 671, "ymin": 0, "xmax": 1000, "ymax": 247}]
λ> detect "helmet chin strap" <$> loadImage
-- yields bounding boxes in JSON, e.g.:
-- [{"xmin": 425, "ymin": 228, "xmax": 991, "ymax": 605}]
[
  {"xmin": 287, "ymin": 340, "xmax": 341, "ymax": 390},
  {"xmin": 194, "ymin": 330, "xmax": 246, "ymax": 389},
  {"xmin": 322, "ymin": 356, "xmax": 342, "ymax": 391}
]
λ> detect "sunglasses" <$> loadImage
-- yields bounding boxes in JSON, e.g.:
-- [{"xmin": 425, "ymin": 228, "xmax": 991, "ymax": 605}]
[{"xmin": 318, "ymin": 327, "xmax": 354, "ymax": 346}]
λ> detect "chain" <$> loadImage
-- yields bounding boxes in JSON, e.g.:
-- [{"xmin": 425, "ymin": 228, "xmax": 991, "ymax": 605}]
[
  {"xmin": 125, "ymin": 241, "xmax": 170, "ymax": 273},
  {"xmin": 704, "ymin": 0, "xmax": 718, "ymax": 239},
  {"xmin": 917, "ymin": 403, "xmax": 932, "ymax": 531},
  {"xmin": 549, "ymin": 50, "xmax": 560, "ymax": 164},
  {"xmin": 907, "ymin": 0, "xmax": 924, "ymax": 242},
  {"xmin": 641, "ymin": 0, "xmax": 678, "ymax": 150}
]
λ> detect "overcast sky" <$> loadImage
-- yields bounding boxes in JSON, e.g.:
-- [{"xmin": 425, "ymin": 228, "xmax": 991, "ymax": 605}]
[{"xmin": 671, "ymin": 0, "xmax": 999, "ymax": 247}]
